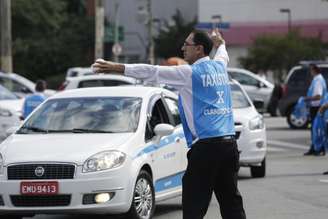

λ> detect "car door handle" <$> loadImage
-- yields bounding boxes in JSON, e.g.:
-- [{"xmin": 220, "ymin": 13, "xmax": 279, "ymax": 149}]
[{"xmin": 175, "ymin": 137, "xmax": 181, "ymax": 143}]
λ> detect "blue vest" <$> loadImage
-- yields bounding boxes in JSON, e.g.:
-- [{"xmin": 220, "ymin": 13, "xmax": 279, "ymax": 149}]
[
  {"xmin": 178, "ymin": 60, "xmax": 235, "ymax": 147},
  {"xmin": 23, "ymin": 94, "xmax": 46, "ymax": 118}
]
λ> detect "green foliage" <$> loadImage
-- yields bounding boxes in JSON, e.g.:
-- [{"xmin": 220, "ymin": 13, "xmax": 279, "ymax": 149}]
[
  {"xmin": 238, "ymin": 31, "xmax": 328, "ymax": 81},
  {"xmin": 12, "ymin": 0, "xmax": 94, "ymax": 86},
  {"xmin": 154, "ymin": 10, "xmax": 196, "ymax": 59}
]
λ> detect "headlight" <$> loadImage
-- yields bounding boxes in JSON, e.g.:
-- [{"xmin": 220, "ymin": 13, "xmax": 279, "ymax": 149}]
[
  {"xmin": 0, "ymin": 154, "xmax": 4, "ymax": 175},
  {"xmin": 249, "ymin": 115, "xmax": 264, "ymax": 130},
  {"xmin": 0, "ymin": 108, "xmax": 12, "ymax": 117},
  {"xmin": 82, "ymin": 150, "xmax": 126, "ymax": 173}
]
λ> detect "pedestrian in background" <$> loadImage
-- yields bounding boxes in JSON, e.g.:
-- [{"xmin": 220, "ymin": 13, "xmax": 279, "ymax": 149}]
[
  {"xmin": 22, "ymin": 80, "xmax": 47, "ymax": 119},
  {"xmin": 92, "ymin": 29, "xmax": 246, "ymax": 219},
  {"xmin": 304, "ymin": 64, "xmax": 327, "ymax": 156}
]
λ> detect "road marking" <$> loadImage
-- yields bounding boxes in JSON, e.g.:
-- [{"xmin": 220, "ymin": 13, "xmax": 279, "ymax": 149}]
[
  {"xmin": 267, "ymin": 140, "xmax": 308, "ymax": 150},
  {"xmin": 267, "ymin": 147, "xmax": 287, "ymax": 152},
  {"xmin": 319, "ymin": 179, "xmax": 328, "ymax": 183}
]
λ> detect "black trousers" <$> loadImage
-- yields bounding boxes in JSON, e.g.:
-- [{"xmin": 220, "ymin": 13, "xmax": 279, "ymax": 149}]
[
  {"xmin": 309, "ymin": 106, "xmax": 320, "ymax": 151},
  {"xmin": 182, "ymin": 137, "xmax": 246, "ymax": 219}
]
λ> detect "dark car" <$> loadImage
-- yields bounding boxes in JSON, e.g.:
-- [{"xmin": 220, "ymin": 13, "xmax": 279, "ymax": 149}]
[{"xmin": 278, "ymin": 62, "xmax": 328, "ymax": 129}]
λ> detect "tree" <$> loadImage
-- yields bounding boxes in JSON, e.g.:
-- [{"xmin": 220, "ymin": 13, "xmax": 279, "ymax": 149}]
[
  {"xmin": 11, "ymin": 0, "xmax": 94, "ymax": 86},
  {"xmin": 238, "ymin": 31, "xmax": 328, "ymax": 81},
  {"xmin": 154, "ymin": 10, "xmax": 196, "ymax": 59}
]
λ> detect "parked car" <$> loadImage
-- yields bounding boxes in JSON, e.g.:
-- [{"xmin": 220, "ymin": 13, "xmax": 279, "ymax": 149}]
[
  {"xmin": 0, "ymin": 83, "xmax": 266, "ymax": 218},
  {"xmin": 227, "ymin": 68, "xmax": 274, "ymax": 112},
  {"xmin": 227, "ymin": 68, "xmax": 274, "ymax": 114},
  {"xmin": 59, "ymin": 74, "xmax": 138, "ymax": 91},
  {"xmin": 278, "ymin": 62, "xmax": 328, "ymax": 128},
  {"xmin": 0, "ymin": 85, "xmax": 22, "ymax": 142},
  {"xmin": 0, "ymin": 72, "xmax": 55, "ymax": 98},
  {"xmin": 65, "ymin": 67, "xmax": 94, "ymax": 80}
]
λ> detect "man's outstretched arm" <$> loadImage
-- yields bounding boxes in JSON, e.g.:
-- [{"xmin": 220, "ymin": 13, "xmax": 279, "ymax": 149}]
[{"xmin": 92, "ymin": 59, "xmax": 191, "ymax": 89}]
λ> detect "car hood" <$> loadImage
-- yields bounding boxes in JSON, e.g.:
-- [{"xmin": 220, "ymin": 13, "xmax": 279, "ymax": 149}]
[
  {"xmin": 0, "ymin": 99, "xmax": 24, "ymax": 114},
  {"xmin": 233, "ymin": 107, "xmax": 260, "ymax": 124},
  {"xmin": 0, "ymin": 133, "xmax": 134, "ymax": 165}
]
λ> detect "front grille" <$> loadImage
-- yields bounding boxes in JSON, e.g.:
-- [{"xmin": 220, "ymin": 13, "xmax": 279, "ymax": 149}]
[
  {"xmin": 7, "ymin": 164, "xmax": 75, "ymax": 180},
  {"xmin": 11, "ymin": 195, "xmax": 71, "ymax": 207}
]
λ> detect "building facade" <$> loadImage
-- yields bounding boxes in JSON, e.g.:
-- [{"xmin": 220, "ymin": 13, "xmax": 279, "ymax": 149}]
[{"xmin": 198, "ymin": 0, "xmax": 328, "ymax": 67}]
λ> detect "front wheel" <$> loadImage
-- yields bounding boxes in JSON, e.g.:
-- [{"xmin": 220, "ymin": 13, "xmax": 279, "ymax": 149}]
[
  {"xmin": 286, "ymin": 105, "xmax": 309, "ymax": 129},
  {"xmin": 250, "ymin": 158, "xmax": 266, "ymax": 178},
  {"xmin": 126, "ymin": 170, "xmax": 155, "ymax": 219}
]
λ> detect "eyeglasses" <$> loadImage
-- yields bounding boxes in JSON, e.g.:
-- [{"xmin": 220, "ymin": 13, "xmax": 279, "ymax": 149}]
[{"xmin": 183, "ymin": 41, "xmax": 196, "ymax": 47}]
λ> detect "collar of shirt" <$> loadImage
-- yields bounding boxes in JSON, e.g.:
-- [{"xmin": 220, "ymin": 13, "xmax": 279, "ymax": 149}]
[
  {"xmin": 193, "ymin": 56, "xmax": 210, "ymax": 65},
  {"xmin": 313, "ymin": 74, "xmax": 322, "ymax": 80}
]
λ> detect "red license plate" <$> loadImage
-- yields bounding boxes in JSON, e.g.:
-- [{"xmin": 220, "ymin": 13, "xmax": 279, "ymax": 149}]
[{"xmin": 20, "ymin": 181, "xmax": 58, "ymax": 195}]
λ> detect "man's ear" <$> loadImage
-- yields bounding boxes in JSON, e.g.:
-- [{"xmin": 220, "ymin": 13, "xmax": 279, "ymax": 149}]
[{"xmin": 196, "ymin": 45, "xmax": 205, "ymax": 56}]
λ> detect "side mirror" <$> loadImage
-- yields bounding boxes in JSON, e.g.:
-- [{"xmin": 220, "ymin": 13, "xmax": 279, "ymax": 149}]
[
  {"xmin": 253, "ymin": 99, "xmax": 264, "ymax": 113},
  {"xmin": 153, "ymin": 123, "xmax": 174, "ymax": 145},
  {"xmin": 257, "ymin": 82, "xmax": 265, "ymax": 88}
]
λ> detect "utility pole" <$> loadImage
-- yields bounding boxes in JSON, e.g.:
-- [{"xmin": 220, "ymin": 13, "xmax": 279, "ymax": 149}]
[
  {"xmin": 113, "ymin": 1, "xmax": 119, "ymax": 62},
  {"xmin": 0, "ymin": 0, "xmax": 13, "ymax": 72},
  {"xmin": 95, "ymin": 0, "xmax": 104, "ymax": 59},
  {"xmin": 146, "ymin": 0, "xmax": 154, "ymax": 64}
]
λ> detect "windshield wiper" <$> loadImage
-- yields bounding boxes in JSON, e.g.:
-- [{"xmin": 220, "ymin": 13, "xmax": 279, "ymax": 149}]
[
  {"xmin": 18, "ymin": 126, "xmax": 49, "ymax": 133},
  {"xmin": 45, "ymin": 128, "xmax": 115, "ymax": 133},
  {"xmin": 71, "ymin": 128, "xmax": 114, "ymax": 133}
]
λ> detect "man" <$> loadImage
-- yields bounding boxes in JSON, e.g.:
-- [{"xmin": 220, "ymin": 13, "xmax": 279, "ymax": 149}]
[
  {"xmin": 92, "ymin": 29, "xmax": 246, "ymax": 219},
  {"xmin": 22, "ymin": 80, "xmax": 47, "ymax": 119},
  {"xmin": 304, "ymin": 64, "xmax": 327, "ymax": 155}
]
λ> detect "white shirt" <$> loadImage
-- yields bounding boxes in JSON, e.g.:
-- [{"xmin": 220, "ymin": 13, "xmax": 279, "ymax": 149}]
[
  {"xmin": 311, "ymin": 74, "xmax": 324, "ymax": 107},
  {"xmin": 124, "ymin": 44, "xmax": 229, "ymax": 137}
]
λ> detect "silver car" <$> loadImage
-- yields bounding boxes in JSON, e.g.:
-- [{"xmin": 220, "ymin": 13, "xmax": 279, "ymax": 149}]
[{"xmin": 228, "ymin": 68, "xmax": 274, "ymax": 113}]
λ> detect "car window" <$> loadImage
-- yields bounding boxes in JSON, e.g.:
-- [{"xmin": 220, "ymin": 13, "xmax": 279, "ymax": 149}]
[
  {"xmin": 231, "ymin": 84, "xmax": 251, "ymax": 108},
  {"xmin": 287, "ymin": 68, "xmax": 309, "ymax": 87},
  {"xmin": 0, "ymin": 76, "xmax": 33, "ymax": 94},
  {"xmin": 164, "ymin": 97, "xmax": 181, "ymax": 126},
  {"xmin": 78, "ymin": 79, "xmax": 131, "ymax": 88},
  {"xmin": 146, "ymin": 99, "xmax": 170, "ymax": 140},
  {"xmin": 229, "ymin": 72, "xmax": 259, "ymax": 87},
  {"xmin": 0, "ymin": 85, "xmax": 18, "ymax": 100},
  {"xmin": 19, "ymin": 97, "xmax": 142, "ymax": 133}
]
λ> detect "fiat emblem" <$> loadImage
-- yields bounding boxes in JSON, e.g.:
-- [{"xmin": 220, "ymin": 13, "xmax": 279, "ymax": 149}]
[{"xmin": 35, "ymin": 166, "xmax": 45, "ymax": 177}]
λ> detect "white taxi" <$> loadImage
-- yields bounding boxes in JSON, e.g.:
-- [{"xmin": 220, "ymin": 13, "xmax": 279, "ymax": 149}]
[{"xmin": 0, "ymin": 84, "xmax": 266, "ymax": 218}]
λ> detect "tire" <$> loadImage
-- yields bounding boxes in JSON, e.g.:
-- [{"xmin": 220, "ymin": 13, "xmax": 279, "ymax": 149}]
[
  {"xmin": 126, "ymin": 170, "xmax": 155, "ymax": 219},
  {"xmin": 250, "ymin": 158, "xmax": 266, "ymax": 178},
  {"xmin": 286, "ymin": 107, "xmax": 309, "ymax": 129}
]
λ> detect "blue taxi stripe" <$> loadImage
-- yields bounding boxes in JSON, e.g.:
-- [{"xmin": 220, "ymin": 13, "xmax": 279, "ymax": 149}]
[
  {"xmin": 133, "ymin": 132, "xmax": 184, "ymax": 159},
  {"xmin": 155, "ymin": 171, "xmax": 185, "ymax": 192}
]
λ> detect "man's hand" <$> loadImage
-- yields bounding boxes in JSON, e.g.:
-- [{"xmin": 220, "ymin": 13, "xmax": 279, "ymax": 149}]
[
  {"xmin": 91, "ymin": 59, "xmax": 125, "ymax": 74},
  {"xmin": 211, "ymin": 28, "xmax": 225, "ymax": 48}
]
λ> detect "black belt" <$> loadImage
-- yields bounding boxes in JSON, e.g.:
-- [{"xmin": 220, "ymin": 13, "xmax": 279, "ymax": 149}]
[{"xmin": 198, "ymin": 135, "xmax": 235, "ymax": 143}]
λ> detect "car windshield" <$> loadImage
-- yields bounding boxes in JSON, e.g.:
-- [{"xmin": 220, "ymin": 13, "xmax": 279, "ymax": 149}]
[
  {"xmin": 17, "ymin": 97, "xmax": 142, "ymax": 134},
  {"xmin": 231, "ymin": 84, "xmax": 251, "ymax": 108},
  {"xmin": 0, "ymin": 85, "xmax": 18, "ymax": 100}
]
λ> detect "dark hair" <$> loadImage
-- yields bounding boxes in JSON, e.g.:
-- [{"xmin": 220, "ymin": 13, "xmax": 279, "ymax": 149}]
[
  {"xmin": 192, "ymin": 29, "xmax": 213, "ymax": 55},
  {"xmin": 35, "ymin": 80, "xmax": 46, "ymax": 92},
  {"xmin": 309, "ymin": 64, "xmax": 320, "ymax": 73}
]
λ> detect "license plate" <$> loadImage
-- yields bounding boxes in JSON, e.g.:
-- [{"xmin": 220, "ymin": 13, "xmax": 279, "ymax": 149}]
[{"xmin": 20, "ymin": 181, "xmax": 58, "ymax": 195}]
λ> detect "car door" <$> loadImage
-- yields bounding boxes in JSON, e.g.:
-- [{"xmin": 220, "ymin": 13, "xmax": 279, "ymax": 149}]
[
  {"xmin": 145, "ymin": 96, "xmax": 182, "ymax": 193},
  {"xmin": 163, "ymin": 97, "xmax": 188, "ymax": 174}
]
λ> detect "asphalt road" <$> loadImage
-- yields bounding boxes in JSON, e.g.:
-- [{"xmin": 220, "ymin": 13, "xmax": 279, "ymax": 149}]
[{"xmin": 18, "ymin": 117, "xmax": 328, "ymax": 218}]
